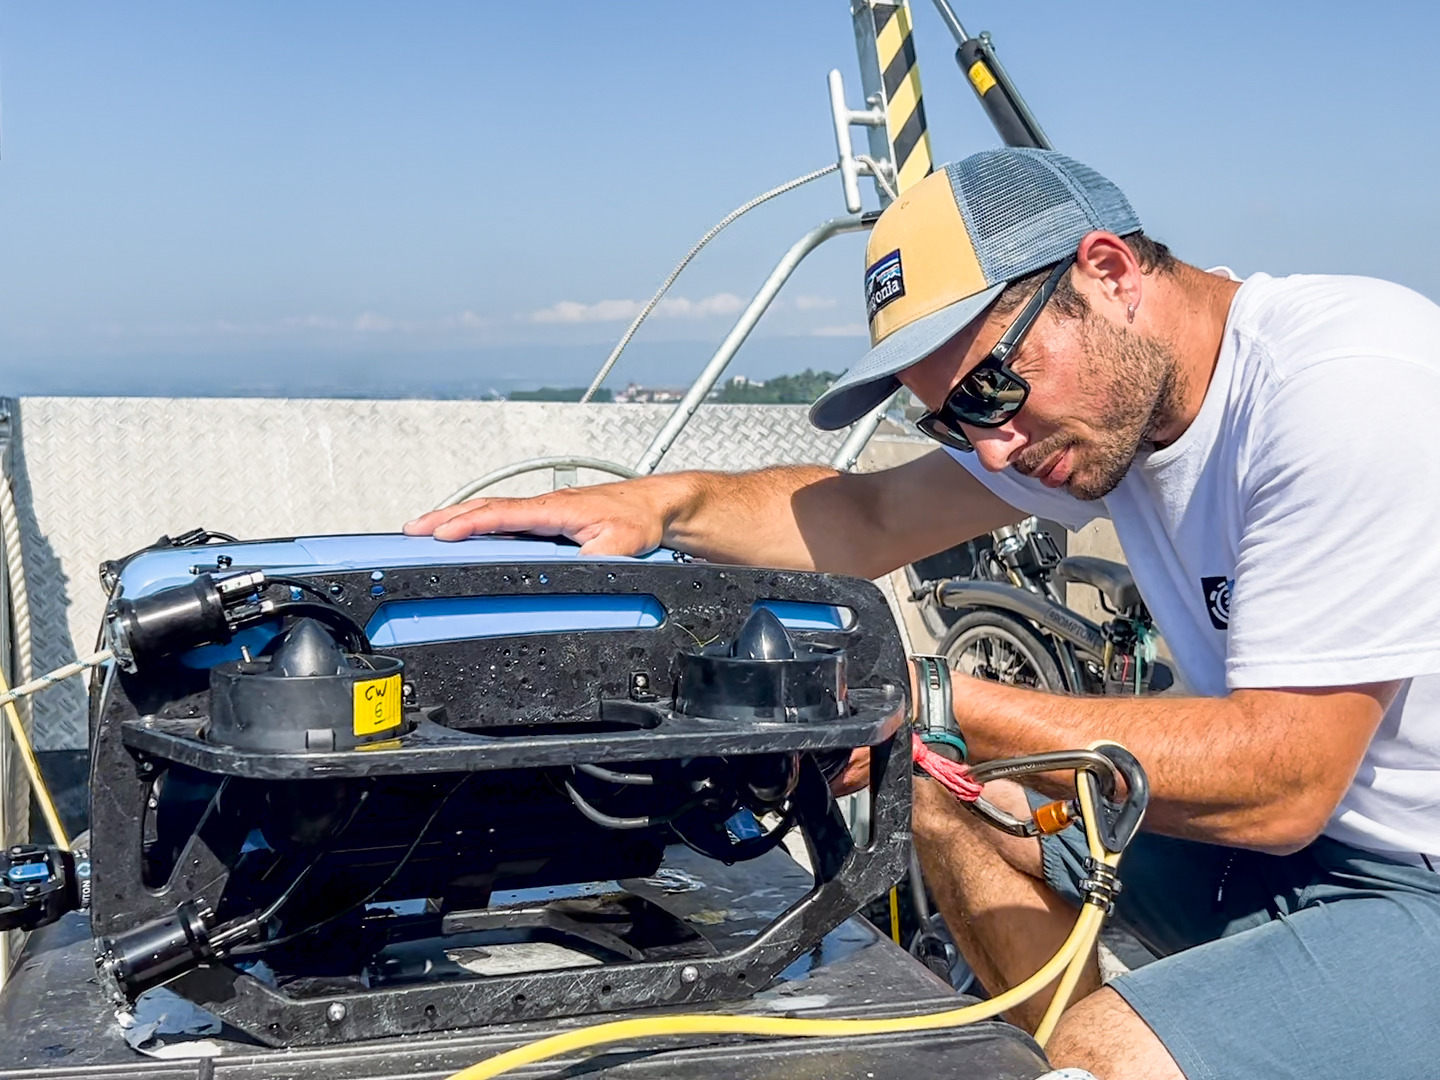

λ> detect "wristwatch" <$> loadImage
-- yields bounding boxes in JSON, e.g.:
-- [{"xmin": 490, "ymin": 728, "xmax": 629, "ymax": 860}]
[{"xmin": 911, "ymin": 654, "xmax": 967, "ymax": 763}]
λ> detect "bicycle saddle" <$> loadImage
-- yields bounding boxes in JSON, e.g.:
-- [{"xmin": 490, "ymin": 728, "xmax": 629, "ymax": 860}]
[{"xmin": 1054, "ymin": 556, "xmax": 1144, "ymax": 614}]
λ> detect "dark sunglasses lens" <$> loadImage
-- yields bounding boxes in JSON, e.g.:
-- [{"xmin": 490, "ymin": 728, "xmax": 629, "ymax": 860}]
[
  {"xmin": 915, "ymin": 414, "xmax": 973, "ymax": 452},
  {"xmin": 951, "ymin": 367, "xmax": 1027, "ymax": 425}
]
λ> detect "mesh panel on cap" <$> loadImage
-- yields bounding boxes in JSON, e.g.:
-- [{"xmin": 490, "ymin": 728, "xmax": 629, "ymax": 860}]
[
  {"xmin": 1053, "ymin": 155, "xmax": 1142, "ymax": 235},
  {"xmin": 949, "ymin": 149, "xmax": 1141, "ymax": 284}
]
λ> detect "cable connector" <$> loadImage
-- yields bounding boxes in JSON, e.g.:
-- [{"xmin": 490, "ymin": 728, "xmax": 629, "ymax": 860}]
[
  {"xmin": 1078, "ymin": 857, "xmax": 1123, "ymax": 915},
  {"xmin": 105, "ymin": 571, "xmax": 267, "ymax": 672},
  {"xmin": 0, "ymin": 844, "xmax": 86, "ymax": 932}
]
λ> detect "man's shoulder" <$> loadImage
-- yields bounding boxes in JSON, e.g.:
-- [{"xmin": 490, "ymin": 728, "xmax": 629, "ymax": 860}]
[{"xmin": 1234, "ymin": 273, "xmax": 1440, "ymax": 385}]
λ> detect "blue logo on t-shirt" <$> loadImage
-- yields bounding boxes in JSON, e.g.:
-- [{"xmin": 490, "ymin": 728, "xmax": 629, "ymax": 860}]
[{"xmin": 1200, "ymin": 576, "xmax": 1232, "ymax": 629}]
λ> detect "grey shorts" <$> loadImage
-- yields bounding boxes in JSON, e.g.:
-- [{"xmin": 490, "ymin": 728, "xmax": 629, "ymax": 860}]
[{"xmin": 1035, "ymin": 802, "xmax": 1440, "ymax": 1080}]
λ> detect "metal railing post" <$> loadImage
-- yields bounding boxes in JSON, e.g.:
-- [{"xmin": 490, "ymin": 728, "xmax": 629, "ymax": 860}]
[
  {"xmin": 634, "ymin": 214, "xmax": 872, "ymax": 476},
  {"xmin": 829, "ymin": 390, "xmax": 899, "ymax": 472}
]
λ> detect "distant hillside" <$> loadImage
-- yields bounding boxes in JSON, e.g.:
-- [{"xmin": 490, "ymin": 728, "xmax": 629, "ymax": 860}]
[
  {"xmin": 501, "ymin": 371, "xmax": 841, "ymax": 405},
  {"xmin": 509, "ymin": 386, "xmax": 613, "ymax": 402},
  {"xmin": 713, "ymin": 369, "xmax": 839, "ymax": 404}
]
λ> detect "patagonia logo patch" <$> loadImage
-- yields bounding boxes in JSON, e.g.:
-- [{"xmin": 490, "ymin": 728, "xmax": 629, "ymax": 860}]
[
  {"xmin": 865, "ymin": 249, "xmax": 905, "ymax": 321},
  {"xmin": 1200, "ymin": 575, "xmax": 1233, "ymax": 630}
]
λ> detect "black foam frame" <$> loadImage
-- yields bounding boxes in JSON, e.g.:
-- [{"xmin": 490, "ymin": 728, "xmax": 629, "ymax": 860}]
[{"xmin": 88, "ymin": 557, "xmax": 912, "ymax": 1046}]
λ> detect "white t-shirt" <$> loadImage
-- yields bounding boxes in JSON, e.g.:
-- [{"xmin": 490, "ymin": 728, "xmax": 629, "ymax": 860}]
[{"xmin": 950, "ymin": 272, "xmax": 1440, "ymax": 858}]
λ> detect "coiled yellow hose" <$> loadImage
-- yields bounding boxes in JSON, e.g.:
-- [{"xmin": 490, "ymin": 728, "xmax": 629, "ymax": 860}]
[{"xmin": 446, "ymin": 742, "xmax": 1127, "ymax": 1080}]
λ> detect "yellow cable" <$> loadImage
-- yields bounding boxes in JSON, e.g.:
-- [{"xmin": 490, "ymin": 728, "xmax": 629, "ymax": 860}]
[
  {"xmin": 0, "ymin": 666, "xmax": 68, "ymax": 851},
  {"xmin": 1031, "ymin": 741, "xmax": 1120, "ymax": 1045},
  {"xmin": 448, "ymin": 907, "xmax": 1107, "ymax": 1080},
  {"xmin": 888, "ymin": 886, "xmax": 902, "ymax": 944},
  {"xmin": 445, "ymin": 746, "xmax": 1133, "ymax": 1080}
]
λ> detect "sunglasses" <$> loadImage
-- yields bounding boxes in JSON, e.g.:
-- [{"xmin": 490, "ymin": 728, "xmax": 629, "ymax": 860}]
[{"xmin": 915, "ymin": 255, "xmax": 1076, "ymax": 453}]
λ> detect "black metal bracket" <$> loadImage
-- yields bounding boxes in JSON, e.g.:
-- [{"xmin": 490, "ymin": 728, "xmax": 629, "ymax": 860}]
[{"xmin": 87, "ymin": 554, "xmax": 913, "ymax": 1046}]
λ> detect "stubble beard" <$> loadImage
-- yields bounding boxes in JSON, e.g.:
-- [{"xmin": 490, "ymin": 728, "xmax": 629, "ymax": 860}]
[{"xmin": 1015, "ymin": 315, "xmax": 1183, "ymax": 502}]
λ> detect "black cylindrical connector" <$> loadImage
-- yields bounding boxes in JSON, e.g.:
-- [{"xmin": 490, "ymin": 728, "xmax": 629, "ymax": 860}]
[
  {"xmin": 97, "ymin": 901, "xmax": 215, "ymax": 999},
  {"xmin": 107, "ymin": 575, "xmax": 234, "ymax": 670},
  {"xmin": 956, "ymin": 40, "xmax": 1045, "ymax": 149}
]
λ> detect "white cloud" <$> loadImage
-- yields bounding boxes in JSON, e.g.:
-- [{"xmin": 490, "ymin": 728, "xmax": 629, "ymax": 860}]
[
  {"xmin": 527, "ymin": 292, "xmax": 745, "ymax": 324},
  {"xmin": 100, "ymin": 309, "xmax": 493, "ymax": 341},
  {"xmin": 278, "ymin": 314, "xmax": 343, "ymax": 331},
  {"xmin": 354, "ymin": 311, "xmax": 398, "ymax": 332},
  {"xmin": 530, "ymin": 298, "xmax": 640, "ymax": 324},
  {"xmin": 792, "ymin": 294, "xmax": 839, "ymax": 311},
  {"xmin": 810, "ymin": 323, "xmax": 868, "ymax": 338},
  {"xmin": 658, "ymin": 292, "xmax": 744, "ymax": 319}
]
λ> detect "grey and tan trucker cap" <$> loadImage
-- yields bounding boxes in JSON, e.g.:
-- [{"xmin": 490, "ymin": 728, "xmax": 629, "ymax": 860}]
[{"xmin": 809, "ymin": 148, "xmax": 1142, "ymax": 430}]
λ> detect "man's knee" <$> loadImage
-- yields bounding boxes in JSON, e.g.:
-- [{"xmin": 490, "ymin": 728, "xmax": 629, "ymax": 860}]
[
  {"xmin": 913, "ymin": 776, "xmax": 1046, "ymax": 880},
  {"xmin": 1046, "ymin": 987, "xmax": 1184, "ymax": 1080}
]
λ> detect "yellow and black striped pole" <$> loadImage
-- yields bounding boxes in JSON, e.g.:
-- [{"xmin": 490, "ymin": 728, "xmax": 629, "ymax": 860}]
[
  {"xmin": 870, "ymin": 1, "xmax": 933, "ymax": 192},
  {"xmin": 851, "ymin": 0, "xmax": 933, "ymax": 200}
]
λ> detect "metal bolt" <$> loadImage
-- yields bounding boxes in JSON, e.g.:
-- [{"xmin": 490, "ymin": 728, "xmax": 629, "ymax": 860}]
[
  {"xmin": 326, "ymin": 1002, "xmax": 347, "ymax": 1023},
  {"xmin": 629, "ymin": 671, "xmax": 658, "ymax": 703},
  {"xmin": 680, "ymin": 965, "xmax": 699, "ymax": 984}
]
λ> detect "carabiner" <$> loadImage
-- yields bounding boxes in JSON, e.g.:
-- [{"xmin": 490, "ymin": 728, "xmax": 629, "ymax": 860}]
[
  {"xmin": 959, "ymin": 749, "xmax": 1126, "ymax": 838},
  {"xmin": 1081, "ymin": 742, "xmax": 1149, "ymax": 854}
]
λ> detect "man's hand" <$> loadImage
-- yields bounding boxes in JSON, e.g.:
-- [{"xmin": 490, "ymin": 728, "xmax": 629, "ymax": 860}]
[
  {"xmin": 830, "ymin": 748, "xmax": 874, "ymax": 798},
  {"xmin": 405, "ymin": 452, "xmax": 1023, "ymax": 579},
  {"xmin": 405, "ymin": 480, "xmax": 667, "ymax": 557},
  {"xmin": 829, "ymin": 658, "xmax": 922, "ymax": 797}
]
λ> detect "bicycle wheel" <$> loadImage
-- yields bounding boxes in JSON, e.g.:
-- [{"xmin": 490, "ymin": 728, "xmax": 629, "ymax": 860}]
[{"xmin": 939, "ymin": 608, "xmax": 1066, "ymax": 692}]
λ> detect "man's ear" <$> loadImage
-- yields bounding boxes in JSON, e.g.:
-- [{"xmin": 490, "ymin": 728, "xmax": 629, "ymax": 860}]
[{"xmin": 1074, "ymin": 231, "xmax": 1142, "ymax": 318}]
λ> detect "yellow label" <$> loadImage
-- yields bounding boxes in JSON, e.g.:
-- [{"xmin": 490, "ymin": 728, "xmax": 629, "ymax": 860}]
[
  {"xmin": 968, "ymin": 60, "xmax": 998, "ymax": 96},
  {"xmin": 356, "ymin": 737, "xmax": 403, "ymax": 752},
  {"xmin": 353, "ymin": 674, "xmax": 403, "ymax": 736}
]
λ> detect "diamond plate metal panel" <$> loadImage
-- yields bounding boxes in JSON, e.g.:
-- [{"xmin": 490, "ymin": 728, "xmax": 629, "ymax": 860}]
[{"xmin": 10, "ymin": 398, "xmax": 847, "ymax": 750}]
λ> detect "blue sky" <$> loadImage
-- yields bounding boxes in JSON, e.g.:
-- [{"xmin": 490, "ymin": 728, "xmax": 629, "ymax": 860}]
[{"xmin": 1, "ymin": 1, "xmax": 1437, "ymax": 396}]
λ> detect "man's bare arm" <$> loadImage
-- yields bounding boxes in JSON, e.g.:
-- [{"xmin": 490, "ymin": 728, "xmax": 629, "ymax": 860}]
[
  {"xmin": 950, "ymin": 676, "xmax": 1397, "ymax": 854},
  {"xmin": 406, "ymin": 449, "xmax": 1021, "ymax": 578}
]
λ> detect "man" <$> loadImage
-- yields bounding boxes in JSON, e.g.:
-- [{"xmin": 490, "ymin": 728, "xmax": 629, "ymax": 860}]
[{"xmin": 406, "ymin": 149, "xmax": 1440, "ymax": 1080}]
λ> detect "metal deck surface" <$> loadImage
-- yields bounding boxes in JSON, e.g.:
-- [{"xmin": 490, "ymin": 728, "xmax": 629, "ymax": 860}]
[{"xmin": 0, "ymin": 847, "xmax": 1049, "ymax": 1080}]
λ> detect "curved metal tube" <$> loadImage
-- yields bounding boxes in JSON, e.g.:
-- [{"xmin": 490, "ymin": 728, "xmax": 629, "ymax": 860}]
[
  {"xmin": 963, "ymin": 796, "xmax": 1040, "ymax": 837},
  {"xmin": 829, "ymin": 389, "xmax": 898, "ymax": 472},
  {"xmin": 934, "ymin": 578, "xmax": 1106, "ymax": 658},
  {"xmin": 969, "ymin": 749, "xmax": 1120, "ymax": 801},
  {"xmin": 439, "ymin": 214, "xmax": 875, "ymax": 508},
  {"xmin": 959, "ymin": 749, "xmax": 1125, "ymax": 838},
  {"xmin": 574, "ymin": 761, "xmax": 654, "ymax": 786},
  {"xmin": 438, "ymin": 456, "xmax": 639, "ymax": 509},
  {"xmin": 634, "ymin": 213, "xmax": 873, "ymax": 476}
]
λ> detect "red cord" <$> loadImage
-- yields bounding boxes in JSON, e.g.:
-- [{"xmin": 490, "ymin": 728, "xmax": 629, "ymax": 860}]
[{"xmin": 912, "ymin": 734, "xmax": 984, "ymax": 802}]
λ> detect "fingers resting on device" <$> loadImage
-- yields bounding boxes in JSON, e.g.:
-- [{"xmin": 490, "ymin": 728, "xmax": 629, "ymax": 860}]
[{"xmin": 404, "ymin": 483, "xmax": 665, "ymax": 557}]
